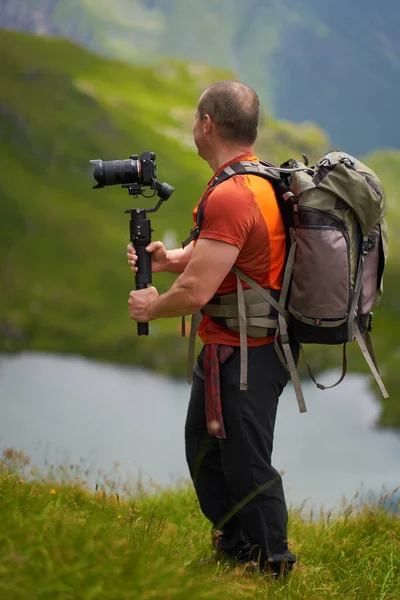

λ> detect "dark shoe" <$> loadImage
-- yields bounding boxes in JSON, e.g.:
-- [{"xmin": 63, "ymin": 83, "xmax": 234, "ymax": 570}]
[
  {"xmin": 211, "ymin": 528, "xmax": 296, "ymax": 578},
  {"xmin": 264, "ymin": 551, "xmax": 296, "ymax": 578},
  {"xmin": 212, "ymin": 527, "xmax": 253, "ymax": 558},
  {"xmin": 237, "ymin": 548, "xmax": 296, "ymax": 579}
]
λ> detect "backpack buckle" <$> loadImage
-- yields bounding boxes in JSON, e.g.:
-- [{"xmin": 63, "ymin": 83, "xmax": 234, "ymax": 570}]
[
  {"xmin": 368, "ymin": 235, "xmax": 376, "ymax": 251},
  {"xmin": 339, "ymin": 155, "xmax": 355, "ymax": 167},
  {"xmin": 362, "ymin": 235, "xmax": 376, "ymax": 254}
]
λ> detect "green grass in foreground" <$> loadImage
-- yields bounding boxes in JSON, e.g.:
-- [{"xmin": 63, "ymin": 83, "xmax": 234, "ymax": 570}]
[{"xmin": 0, "ymin": 450, "xmax": 399, "ymax": 599}]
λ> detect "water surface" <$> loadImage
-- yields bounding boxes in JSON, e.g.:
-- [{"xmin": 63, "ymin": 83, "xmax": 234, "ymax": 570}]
[{"xmin": 0, "ymin": 352, "xmax": 399, "ymax": 510}]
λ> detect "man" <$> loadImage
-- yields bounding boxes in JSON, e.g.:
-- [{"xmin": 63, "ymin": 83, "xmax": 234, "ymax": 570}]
[{"xmin": 127, "ymin": 80, "xmax": 296, "ymax": 576}]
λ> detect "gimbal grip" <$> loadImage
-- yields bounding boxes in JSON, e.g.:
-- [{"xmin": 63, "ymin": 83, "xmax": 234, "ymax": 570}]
[
  {"xmin": 137, "ymin": 322, "xmax": 148, "ymax": 336},
  {"xmin": 135, "ymin": 246, "xmax": 152, "ymax": 287},
  {"xmin": 131, "ymin": 211, "xmax": 152, "ymax": 336},
  {"xmin": 136, "ymin": 281, "xmax": 149, "ymax": 336}
]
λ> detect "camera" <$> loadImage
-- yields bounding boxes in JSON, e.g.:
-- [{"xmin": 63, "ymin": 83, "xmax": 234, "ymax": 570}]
[
  {"xmin": 90, "ymin": 151, "xmax": 157, "ymax": 189},
  {"xmin": 90, "ymin": 151, "xmax": 173, "ymax": 201}
]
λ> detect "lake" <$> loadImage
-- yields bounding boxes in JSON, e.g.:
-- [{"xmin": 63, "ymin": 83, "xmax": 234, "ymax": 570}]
[{"xmin": 0, "ymin": 352, "xmax": 399, "ymax": 511}]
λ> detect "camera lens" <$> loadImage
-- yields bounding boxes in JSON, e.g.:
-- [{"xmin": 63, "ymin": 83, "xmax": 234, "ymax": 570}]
[
  {"xmin": 90, "ymin": 159, "xmax": 105, "ymax": 188},
  {"xmin": 90, "ymin": 159, "xmax": 140, "ymax": 188}
]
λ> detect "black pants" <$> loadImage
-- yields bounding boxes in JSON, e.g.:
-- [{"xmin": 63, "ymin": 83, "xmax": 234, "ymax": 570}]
[{"xmin": 185, "ymin": 343, "xmax": 294, "ymax": 569}]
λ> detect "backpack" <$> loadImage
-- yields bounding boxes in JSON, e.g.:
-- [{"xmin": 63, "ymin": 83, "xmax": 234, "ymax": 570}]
[{"xmin": 184, "ymin": 152, "xmax": 389, "ymax": 412}]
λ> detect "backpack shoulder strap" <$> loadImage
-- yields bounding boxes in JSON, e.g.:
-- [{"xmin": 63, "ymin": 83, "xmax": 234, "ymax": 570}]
[{"xmin": 195, "ymin": 161, "xmax": 295, "ymax": 240}]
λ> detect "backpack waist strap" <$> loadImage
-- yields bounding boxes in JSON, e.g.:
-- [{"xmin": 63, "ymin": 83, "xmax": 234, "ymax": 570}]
[
  {"xmin": 201, "ymin": 287, "xmax": 280, "ymax": 338},
  {"xmin": 186, "ymin": 274, "xmax": 284, "ymax": 392}
]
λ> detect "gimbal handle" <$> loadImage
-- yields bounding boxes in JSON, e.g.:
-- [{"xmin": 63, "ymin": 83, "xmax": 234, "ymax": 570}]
[
  {"xmin": 129, "ymin": 209, "xmax": 152, "ymax": 336},
  {"xmin": 125, "ymin": 180, "xmax": 174, "ymax": 336}
]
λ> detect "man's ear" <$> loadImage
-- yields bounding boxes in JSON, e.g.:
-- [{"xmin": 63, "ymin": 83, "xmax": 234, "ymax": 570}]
[{"xmin": 203, "ymin": 114, "xmax": 212, "ymax": 135}]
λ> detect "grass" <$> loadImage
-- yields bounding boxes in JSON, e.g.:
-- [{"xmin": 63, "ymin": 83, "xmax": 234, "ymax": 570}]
[{"xmin": 0, "ymin": 449, "xmax": 399, "ymax": 599}]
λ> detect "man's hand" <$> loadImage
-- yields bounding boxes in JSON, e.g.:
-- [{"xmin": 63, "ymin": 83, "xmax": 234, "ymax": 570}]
[
  {"xmin": 127, "ymin": 241, "xmax": 169, "ymax": 274},
  {"xmin": 128, "ymin": 286, "xmax": 159, "ymax": 322}
]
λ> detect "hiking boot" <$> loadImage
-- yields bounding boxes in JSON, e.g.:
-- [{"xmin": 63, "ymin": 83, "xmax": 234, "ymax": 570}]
[
  {"xmin": 234, "ymin": 549, "xmax": 296, "ymax": 579},
  {"xmin": 211, "ymin": 527, "xmax": 253, "ymax": 561},
  {"xmin": 264, "ymin": 551, "xmax": 296, "ymax": 578}
]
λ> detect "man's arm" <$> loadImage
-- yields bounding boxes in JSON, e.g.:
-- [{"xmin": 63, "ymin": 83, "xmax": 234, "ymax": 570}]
[
  {"xmin": 150, "ymin": 238, "xmax": 240, "ymax": 318},
  {"xmin": 166, "ymin": 241, "xmax": 195, "ymax": 273},
  {"xmin": 127, "ymin": 238, "xmax": 240, "ymax": 323}
]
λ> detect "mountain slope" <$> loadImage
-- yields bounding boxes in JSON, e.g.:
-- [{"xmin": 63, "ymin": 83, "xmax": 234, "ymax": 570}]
[
  {"xmin": 0, "ymin": 28, "xmax": 328, "ymax": 372},
  {"xmin": 1, "ymin": 0, "xmax": 400, "ymax": 154}
]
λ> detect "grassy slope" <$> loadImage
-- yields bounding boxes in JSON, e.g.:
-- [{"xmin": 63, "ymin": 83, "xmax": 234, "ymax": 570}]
[
  {"xmin": 0, "ymin": 28, "xmax": 226, "ymax": 373},
  {"xmin": 0, "ymin": 451, "xmax": 399, "ymax": 600},
  {"xmin": 0, "ymin": 28, "xmax": 327, "ymax": 369}
]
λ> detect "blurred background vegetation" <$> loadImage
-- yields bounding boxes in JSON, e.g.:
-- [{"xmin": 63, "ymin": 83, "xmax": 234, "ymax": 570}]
[{"xmin": 1, "ymin": 0, "xmax": 400, "ymax": 428}]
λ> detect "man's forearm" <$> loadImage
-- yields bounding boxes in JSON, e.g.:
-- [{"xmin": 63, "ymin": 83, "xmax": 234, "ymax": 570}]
[
  {"xmin": 150, "ymin": 272, "xmax": 203, "ymax": 318},
  {"xmin": 165, "ymin": 242, "xmax": 194, "ymax": 274}
]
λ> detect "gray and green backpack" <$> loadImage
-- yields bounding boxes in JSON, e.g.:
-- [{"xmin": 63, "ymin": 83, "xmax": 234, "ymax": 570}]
[{"xmin": 185, "ymin": 151, "xmax": 389, "ymax": 412}]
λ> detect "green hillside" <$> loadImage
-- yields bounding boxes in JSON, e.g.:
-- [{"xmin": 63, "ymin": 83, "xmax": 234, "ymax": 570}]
[
  {"xmin": 2, "ymin": 0, "xmax": 400, "ymax": 154},
  {"xmin": 1, "ymin": 29, "xmax": 399, "ymax": 429},
  {"xmin": 0, "ymin": 28, "xmax": 327, "ymax": 367}
]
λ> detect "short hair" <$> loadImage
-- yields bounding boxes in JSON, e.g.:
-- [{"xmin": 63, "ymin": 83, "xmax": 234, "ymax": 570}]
[{"xmin": 198, "ymin": 80, "xmax": 260, "ymax": 144}]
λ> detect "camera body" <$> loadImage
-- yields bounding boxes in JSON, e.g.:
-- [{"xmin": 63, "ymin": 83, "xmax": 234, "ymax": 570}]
[{"xmin": 136, "ymin": 151, "xmax": 157, "ymax": 186}]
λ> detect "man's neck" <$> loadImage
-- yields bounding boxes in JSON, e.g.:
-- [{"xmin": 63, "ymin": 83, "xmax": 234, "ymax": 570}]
[{"xmin": 208, "ymin": 145, "xmax": 255, "ymax": 174}]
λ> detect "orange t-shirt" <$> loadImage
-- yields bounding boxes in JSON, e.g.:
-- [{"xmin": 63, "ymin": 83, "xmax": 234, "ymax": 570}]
[{"xmin": 193, "ymin": 153, "xmax": 286, "ymax": 346}]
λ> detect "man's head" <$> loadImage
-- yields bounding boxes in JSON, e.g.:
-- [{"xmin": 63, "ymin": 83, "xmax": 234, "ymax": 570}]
[{"xmin": 193, "ymin": 80, "xmax": 260, "ymax": 164}]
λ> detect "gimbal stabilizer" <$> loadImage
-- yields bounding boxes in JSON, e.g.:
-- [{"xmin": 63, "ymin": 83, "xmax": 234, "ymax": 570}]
[
  {"xmin": 90, "ymin": 152, "xmax": 174, "ymax": 335},
  {"xmin": 124, "ymin": 180, "xmax": 174, "ymax": 335}
]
